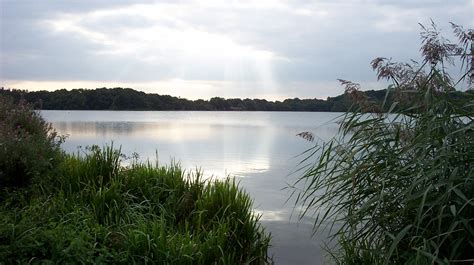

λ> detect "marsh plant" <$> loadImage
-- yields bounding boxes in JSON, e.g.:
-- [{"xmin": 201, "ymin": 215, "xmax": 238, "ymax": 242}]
[
  {"xmin": 294, "ymin": 23, "xmax": 473, "ymax": 264},
  {"xmin": 0, "ymin": 144, "xmax": 271, "ymax": 264}
]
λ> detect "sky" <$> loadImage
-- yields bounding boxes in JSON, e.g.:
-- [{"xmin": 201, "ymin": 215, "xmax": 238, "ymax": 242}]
[{"xmin": 1, "ymin": 0, "xmax": 473, "ymax": 100}]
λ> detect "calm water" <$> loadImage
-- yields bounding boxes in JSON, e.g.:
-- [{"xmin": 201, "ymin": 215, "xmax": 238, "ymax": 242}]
[{"xmin": 41, "ymin": 111, "xmax": 341, "ymax": 264}]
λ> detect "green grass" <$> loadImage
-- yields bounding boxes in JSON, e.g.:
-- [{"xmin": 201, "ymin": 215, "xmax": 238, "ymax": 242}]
[{"xmin": 0, "ymin": 144, "xmax": 270, "ymax": 264}]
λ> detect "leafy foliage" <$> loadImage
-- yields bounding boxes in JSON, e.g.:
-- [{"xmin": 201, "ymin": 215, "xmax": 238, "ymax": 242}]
[
  {"xmin": 0, "ymin": 96, "xmax": 63, "ymax": 189},
  {"xmin": 293, "ymin": 23, "xmax": 474, "ymax": 264}
]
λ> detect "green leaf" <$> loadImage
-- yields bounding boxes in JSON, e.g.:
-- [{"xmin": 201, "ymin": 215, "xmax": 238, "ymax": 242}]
[
  {"xmin": 385, "ymin": 225, "xmax": 412, "ymax": 264},
  {"xmin": 450, "ymin": 205, "xmax": 456, "ymax": 216}
]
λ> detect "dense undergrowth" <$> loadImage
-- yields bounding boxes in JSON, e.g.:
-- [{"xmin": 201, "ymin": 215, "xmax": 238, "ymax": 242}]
[
  {"xmin": 0, "ymin": 97, "xmax": 270, "ymax": 264},
  {"xmin": 0, "ymin": 97, "xmax": 63, "ymax": 188}
]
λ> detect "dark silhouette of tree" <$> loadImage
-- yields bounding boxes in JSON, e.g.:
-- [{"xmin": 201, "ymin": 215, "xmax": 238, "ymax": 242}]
[{"xmin": 0, "ymin": 86, "xmax": 417, "ymax": 112}]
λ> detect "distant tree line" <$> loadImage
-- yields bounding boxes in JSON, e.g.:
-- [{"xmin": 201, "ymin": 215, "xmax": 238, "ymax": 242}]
[
  {"xmin": 2, "ymin": 86, "xmax": 470, "ymax": 112},
  {"xmin": 0, "ymin": 87, "xmax": 398, "ymax": 112}
]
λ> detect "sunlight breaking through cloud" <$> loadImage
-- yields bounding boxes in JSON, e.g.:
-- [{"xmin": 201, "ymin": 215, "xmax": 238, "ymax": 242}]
[
  {"xmin": 46, "ymin": 4, "xmax": 279, "ymax": 60},
  {"xmin": 1, "ymin": 0, "xmax": 472, "ymax": 99},
  {"xmin": 44, "ymin": 2, "xmax": 283, "ymax": 97}
]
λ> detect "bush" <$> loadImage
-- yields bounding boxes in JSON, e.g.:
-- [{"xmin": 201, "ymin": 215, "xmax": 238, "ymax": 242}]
[
  {"xmin": 294, "ymin": 23, "xmax": 474, "ymax": 264},
  {"xmin": 0, "ymin": 96, "xmax": 63, "ymax": 189}
]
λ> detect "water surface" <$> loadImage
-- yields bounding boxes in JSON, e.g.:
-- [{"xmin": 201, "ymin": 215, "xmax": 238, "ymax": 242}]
[{"xmin": 41, "ymin": 111, "xmax": 341, "ymax": 264}]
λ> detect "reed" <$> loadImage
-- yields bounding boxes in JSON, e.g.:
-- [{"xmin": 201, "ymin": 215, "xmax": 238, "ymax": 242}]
[{"xmin": 293, "ymin": 22, "xmax": 474, "ymax": 264}]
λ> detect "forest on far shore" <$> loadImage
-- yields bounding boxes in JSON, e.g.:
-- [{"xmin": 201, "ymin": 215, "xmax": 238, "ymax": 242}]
[{"xmin": 0, "ymin": 86, "xmax": 471, "ymax": 112}]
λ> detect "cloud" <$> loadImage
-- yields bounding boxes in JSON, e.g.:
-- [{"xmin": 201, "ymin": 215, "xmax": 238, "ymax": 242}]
[{"xmin": 1, "ymin": 0, "xmax": 473, "ymax": 99}]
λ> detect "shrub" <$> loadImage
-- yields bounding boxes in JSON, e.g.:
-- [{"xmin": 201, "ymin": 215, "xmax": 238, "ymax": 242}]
[
  {"xmin": 0, "ymin": 96, "xmax": 63, "ymax": 189},
  {"xmin": 293, "ymin": 23, "xmax": 474, "ymax": 264}
]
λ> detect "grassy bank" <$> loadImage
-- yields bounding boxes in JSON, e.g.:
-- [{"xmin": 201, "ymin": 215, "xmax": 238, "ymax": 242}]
[
  {"xmin": 0, "ymin": 95, "xmax": 270, "ymax": 263},
  {"xmin": 0, "ymin": 145, "xmax": 270, "ymax": 263}
]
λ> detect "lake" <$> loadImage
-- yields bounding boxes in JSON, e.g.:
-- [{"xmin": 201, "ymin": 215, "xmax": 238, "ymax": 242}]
[{"xmin": 41, "ymin": 110, "xmax": 342, "ymax": 265}]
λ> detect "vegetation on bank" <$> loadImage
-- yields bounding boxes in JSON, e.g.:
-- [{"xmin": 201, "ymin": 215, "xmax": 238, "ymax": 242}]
[
  {"xmin": 0, "ymin": 97, "xmax": 270, "ymax": 263},
  {"xmin": 294, "ymin": 23, "xmax": 473, "ymax": 263},
  {"xmin": 0, "ymin": 97, "xmax": 63, "ymax": 188}
]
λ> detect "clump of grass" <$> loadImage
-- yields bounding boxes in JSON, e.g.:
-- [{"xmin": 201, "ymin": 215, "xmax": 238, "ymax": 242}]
[
  {"xmin": 0, "ymin": 144, "xmax": 271, "ymax": 264},
  {"xmin": 293, "ymin": 23, "xmax": 473, "ymax": 264}
]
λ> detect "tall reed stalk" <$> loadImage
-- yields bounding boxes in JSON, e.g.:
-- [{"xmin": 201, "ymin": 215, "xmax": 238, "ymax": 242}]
[{"xmin": 293, "ymin": 22, "xmax": 473, "ymax": 264}]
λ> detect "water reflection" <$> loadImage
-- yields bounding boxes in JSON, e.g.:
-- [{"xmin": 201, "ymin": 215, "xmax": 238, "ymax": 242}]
[
  {"xmin": 53, "ymin": 121, "xmax": 216, "ymax": 141},
  {"xmin": 41, "ymin": 110, "xmax": 341, "ymax": 265},
  {"xmin": 50, "ymin": 119, "xmax": 284, "ymax": 178},
  {"xmin": 254, "ymin": 209, "xmax": 287, "ymax": 222}
]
